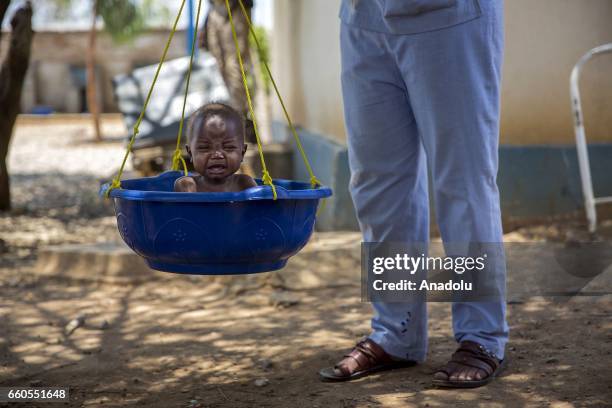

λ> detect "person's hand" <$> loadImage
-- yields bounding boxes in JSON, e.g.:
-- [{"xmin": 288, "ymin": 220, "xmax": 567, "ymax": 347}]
[{"xmin": 175, "ymin": 177, "xmax": 197, "ymax": 193}]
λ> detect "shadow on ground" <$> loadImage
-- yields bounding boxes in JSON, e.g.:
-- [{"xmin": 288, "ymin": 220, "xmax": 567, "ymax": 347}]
[
  {"xmin": 9, "ymin": 172, "xmax": 114, "ymax": 219},
  {"xmin": 0, "ymin": 266, "xmax": 610, "ymax": 407}
]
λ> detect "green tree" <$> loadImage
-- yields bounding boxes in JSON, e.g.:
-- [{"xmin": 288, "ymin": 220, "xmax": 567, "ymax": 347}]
[
  {"xmin": 89, "ymin": 0, "xmax": 142, "ymax": 141},
  {"xmin": 54, "ymin": 0, "xmax": 163, "ymax": 141},
  {"xmin": 249, "ymin": 25, "xmax": 272, "ymax": 97}
]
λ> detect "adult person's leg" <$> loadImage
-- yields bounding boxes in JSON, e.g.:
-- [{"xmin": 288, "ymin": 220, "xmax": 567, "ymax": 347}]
[
  {"xmin": 319, "ymin": 23, "xmax": 429, "ymax": 382},
  {"xmin": 219, "ymin": 6, "xmax": 252, "ymax": 119},
  {"xmin": 206, "ymin": 10, "xmax": 226, "ymax": 84},
  {"xmin": 217, "ymin": 7, "xmax": 257, "ymax": 142},
  {"xmin": 392, "ymin": 0, "xmax": 509, "ymax": 387}
]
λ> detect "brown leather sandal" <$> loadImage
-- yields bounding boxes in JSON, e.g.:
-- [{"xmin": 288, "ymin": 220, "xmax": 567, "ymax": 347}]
[
  {"xmin": 319, "ymin": 339, "xmax": 416, "ymax": 382},
  {"xmin": 433, "ymin": 341, "xmax": 507, "ymax": 388}
]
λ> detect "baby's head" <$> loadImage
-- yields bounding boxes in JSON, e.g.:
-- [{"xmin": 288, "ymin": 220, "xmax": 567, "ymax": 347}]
[{"xmin": 186, "ymin": 103, "xmax": 247, "ymax": 182}]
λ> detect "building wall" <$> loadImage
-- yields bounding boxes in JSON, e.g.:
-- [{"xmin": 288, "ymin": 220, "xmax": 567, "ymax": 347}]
[
  {"xmin": 271, "ymin": 0, "xmax": 345, "ymax": 144},
  {"xmin": 1, "ymin": 29, "xmax": 188, "ymax": 113},
  {"xmin": 271, "ymin": 0, "xmax": 612, "ymax": 145},
  {"xmin": 503, "ymin": 0, "xmax": 612, "ymax": 144}
]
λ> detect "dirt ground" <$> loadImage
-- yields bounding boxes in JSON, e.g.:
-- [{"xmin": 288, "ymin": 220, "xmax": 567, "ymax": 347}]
[{"xmin": 1, "ymin": 118, "xmax": 611, "ymax": 407}]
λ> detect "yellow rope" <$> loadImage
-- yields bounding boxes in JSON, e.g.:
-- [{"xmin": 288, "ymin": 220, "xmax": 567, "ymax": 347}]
[
  {"xmin": 105, "ymin": 0, "xmax": 187, "ymax": 197},
  {"xmin": 237, "ymin": 0, "xmax": 321, "ymax": 189},
  {"xmin": 107, "ymin": 0, "xmax": 321, "ymax": 205},
  {"xmin": 172, "ymin": 0, "xmax": 204, "ymax": 175},
  {"xmin": 225, "ymin": 0, "xmax": 277, "ymax": 200},
  {"xmin": 172, "ymin": 149, "xmax": 189, "ymax": 175}
]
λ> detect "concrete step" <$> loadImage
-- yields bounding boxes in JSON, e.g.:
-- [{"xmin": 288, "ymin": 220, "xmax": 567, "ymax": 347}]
[
  {"xmin": 33, "ymin": 235, "xmax": 612, "ymax": 300},
  {"xmin": 34, "ymin": 232, "xmax": 362, "ymax": 289},
  {"xmin": 35, "ymin": 242, "xmax": 152, "ymax": 285}
]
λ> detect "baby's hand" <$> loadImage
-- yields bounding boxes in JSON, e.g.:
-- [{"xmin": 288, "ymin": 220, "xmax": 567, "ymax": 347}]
[{"xmin": 174, "ymin": 176, "xmax": 197, "ymax": 192}]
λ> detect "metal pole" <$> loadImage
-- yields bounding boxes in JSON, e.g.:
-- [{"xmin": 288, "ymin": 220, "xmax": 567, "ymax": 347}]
[
  {"xmin": 570, "ymin": 43, "xmax": 612, "ymax": 233},
  {"xmin": 187, "ymin": 0, "xmax": 195, "ymax": 56}
]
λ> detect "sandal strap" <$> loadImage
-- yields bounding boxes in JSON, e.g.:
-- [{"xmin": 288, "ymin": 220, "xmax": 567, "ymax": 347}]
[
  {"xmin": 451, "ymin": 351, "xmax": 496, "ymax": 375},
  {"xmin": 434, "ymin": 341, "xmax": 501, "ymax": 380},
  {"xmin": 450, "ymin": 341, "xmax": 500, "ymax": 375},
  {"xmin": 343, "ymin": 341, "xmax": 380, "ymax": 369},
  {"xmin": 335, "ymin": 339, "xmax": 392, "ymax": 373}
]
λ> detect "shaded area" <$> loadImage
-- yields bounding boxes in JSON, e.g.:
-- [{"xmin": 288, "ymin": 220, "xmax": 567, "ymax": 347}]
[
  {"xmin": 0, "ymin": 269, "xmax": 610, "ymax": 407},
  {"xmin": 9, "ymin": 172, "xmax": 114, "ymax": 219},
  {"xmin": 0, "ymin": 117, "xmax": 611, "ymax": 407}
]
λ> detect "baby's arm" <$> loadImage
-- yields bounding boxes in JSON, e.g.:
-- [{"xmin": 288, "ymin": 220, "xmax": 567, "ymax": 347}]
[
  {"xmin": 174, "ymin": 176, "xmax": 198, "ymax": 192},
  {"xmin": 236, "ymin": 174, "xmax": 258, "ymax": 190}
]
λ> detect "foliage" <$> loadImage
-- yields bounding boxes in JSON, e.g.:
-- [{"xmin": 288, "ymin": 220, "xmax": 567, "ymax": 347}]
[
  {"xmin": 52, "ymin": 0, "xmax": 171, "ymax": 44},
  {"xmin": 139, "ymin": 0, "xmax": 171, "ymax": 27},
  {"xmin": 249, "ymin": 25, "xmax": 272, "ymax": 96},
  {"xmin": 96, "ymin": 0, "xmax": 143, "ymax": 43}
]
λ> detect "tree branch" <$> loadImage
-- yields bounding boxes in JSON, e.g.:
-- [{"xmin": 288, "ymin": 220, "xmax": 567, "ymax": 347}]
[
  {"xmin": 1, "ymin": 0, "xmax": 32, "ymax": 146},
  {"xmin": 0, "ymin": 0, "xmax": 32, "ymax": 211},
  {"xmin": 0, "ymin": 0, "xmax": 32, "ymax": 108}
]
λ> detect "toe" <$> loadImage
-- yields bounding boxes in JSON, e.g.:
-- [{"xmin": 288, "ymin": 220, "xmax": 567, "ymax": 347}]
[
  {"xmin": 466, "ymin": 368, "xmax": 479, "ymax": 381},
  {"xmin": 449, "ymin": 370, "xmax": 461, "ymax": 381},
  {"xmin": 473, "ymin": 369, "xmax": 485, "ymax": 381}
]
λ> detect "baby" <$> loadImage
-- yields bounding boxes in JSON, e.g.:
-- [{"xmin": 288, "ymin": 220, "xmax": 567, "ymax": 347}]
[{"xmin": 174, "ymin": 103, "xmax": 257, "ymax": 193}]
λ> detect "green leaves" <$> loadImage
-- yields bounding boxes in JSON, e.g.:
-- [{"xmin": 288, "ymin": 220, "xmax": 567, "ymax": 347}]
[
  {"xmin": 97, "ymin": 0, "xmax": 143, "ymax": 43},
  {"xmin": 249, "ymin": 25, "xmax": 272, "ymax": 95},
  {"xmin": 51, "ymin": 0, "xmax": 171, "ymax": 44}
]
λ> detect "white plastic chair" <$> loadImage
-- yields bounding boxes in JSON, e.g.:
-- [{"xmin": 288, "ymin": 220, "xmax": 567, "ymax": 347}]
[{"xmin": 570, "ymin": 43, "xmax": 612, "ymax": 233}]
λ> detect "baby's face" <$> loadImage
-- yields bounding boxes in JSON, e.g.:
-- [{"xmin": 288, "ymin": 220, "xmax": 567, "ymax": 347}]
[{"xmin": 187, "ymin": 115, "xmax": 246, "ymax": 183}]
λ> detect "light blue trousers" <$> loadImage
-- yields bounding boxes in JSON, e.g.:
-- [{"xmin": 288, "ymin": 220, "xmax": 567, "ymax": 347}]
[{"xmin": 340, "ymin": 2, "xmax": 509, "ymax": 361}]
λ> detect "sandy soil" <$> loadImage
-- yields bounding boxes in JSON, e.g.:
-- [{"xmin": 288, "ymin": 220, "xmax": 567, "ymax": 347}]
[{"xmin": 0, "ymin": 118, "xmax": 611, "ymax": 407}]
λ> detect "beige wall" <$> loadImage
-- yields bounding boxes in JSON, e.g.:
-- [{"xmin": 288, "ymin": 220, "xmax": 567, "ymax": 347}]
[
  {"xmin": 503, "ymin": 0, "xmax": 612, "ymax": 144},
  {"xmin": 1, "ymin": 29, "xmax": 188, "ymax": 113},
  {"xmin": 271, "ymin": 0, "xmax": 345, "ymax": 141},
  {"xmin": 272, "ymin": 0, "xmax": 612, "ymax": 145}
]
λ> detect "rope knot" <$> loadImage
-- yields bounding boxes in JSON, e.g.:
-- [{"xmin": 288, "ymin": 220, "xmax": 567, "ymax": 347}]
[
  {"xmin": 261, "ymin": 170, "xmax": 278, "ymax": 200},
  {"xmin": 171, "ymin": 149, "xmax": 189, "ymax": 176},
  {"xmin": 310, "ymin": 175, "xmax": 322, "ymax": 188},
  {"xmin": 261, "ymin": 170, "xmax": 273, "ymax": 185},
  {"xmin": 104, "ymin": 178, "xmax": 122, "ymax": 199}
]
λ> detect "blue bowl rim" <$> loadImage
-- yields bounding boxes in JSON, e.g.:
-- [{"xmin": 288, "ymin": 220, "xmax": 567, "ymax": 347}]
[{"xmin": 100, "ymin": 171, "xmax": 333, "ymax": 202}]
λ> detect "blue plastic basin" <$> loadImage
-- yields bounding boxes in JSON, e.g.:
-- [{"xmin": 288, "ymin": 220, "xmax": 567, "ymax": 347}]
[{"xmin": 100, "ymin": 171, "xmax": 333, "ymax": 275}]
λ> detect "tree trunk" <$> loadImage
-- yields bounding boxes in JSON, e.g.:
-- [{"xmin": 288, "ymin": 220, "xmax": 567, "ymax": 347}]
[
  {"xmin": 86, "ymin": 0, "xmax": 102, "ymax": 142},
  {"xmin": 0, "ymin": 1, "xmax": 33, "ymax": 211}
]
